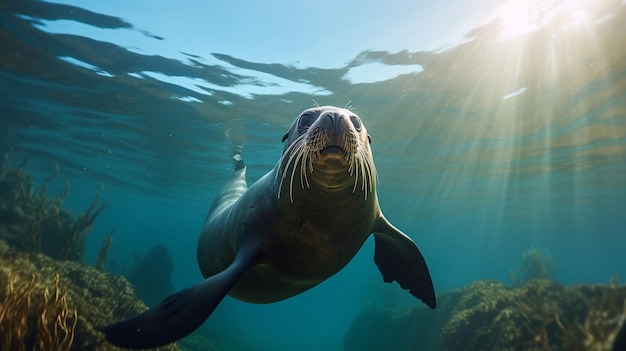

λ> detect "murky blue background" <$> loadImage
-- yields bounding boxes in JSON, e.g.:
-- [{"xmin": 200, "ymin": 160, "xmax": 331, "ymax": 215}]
[{"xmin": 1, "ymin": 0, "xmax": 625, "ymax": 349}]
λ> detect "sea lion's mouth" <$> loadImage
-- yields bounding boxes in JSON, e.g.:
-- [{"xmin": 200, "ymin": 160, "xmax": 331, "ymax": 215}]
[
  {"xmin": 320, "ymin": 145, "xmax": 344, "ymax": 154},
  {"xmin": 278, "ymin": 131, "xmax": 375, "ymax": 202}
]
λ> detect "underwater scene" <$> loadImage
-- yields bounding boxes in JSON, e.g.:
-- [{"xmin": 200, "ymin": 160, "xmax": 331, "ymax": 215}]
[{"xmin": 1, "ymin": 0, "xmax": 625, "ymax": 350}]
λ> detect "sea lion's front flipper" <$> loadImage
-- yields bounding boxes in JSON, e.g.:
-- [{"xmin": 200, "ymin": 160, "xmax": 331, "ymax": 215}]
[
  {"xmin": 98, "ymin": 244, "xmax": 259, "ymax": 349},
  {"xmin": 373, "ymin": 216, "xmax": 436, "ymax": 309}
]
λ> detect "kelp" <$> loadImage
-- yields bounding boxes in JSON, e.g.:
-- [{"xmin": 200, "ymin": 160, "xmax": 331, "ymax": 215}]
[
  {"xmin": 0, "ymin": 155, "xmax": 108, "ymax": 262},
  {"xmin": 95, "ymin": 229, "xmax": 115, "ymax": 271}
]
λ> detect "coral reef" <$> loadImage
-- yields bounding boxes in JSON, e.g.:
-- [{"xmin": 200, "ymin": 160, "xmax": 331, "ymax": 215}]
[
  {"xmin": 509, "ymin": 247, "xmax": 556, "ymax": 287},
  {"xmin": 0, "ymin": 156, "xmax": 108, "ymax": 262},
  {"xmin": 0, "ymin": 239, "xmax": 182, "ymax": 351},
  {"xmin": 344, "ymin": 279, "xmax": 626, "ymax": 351}
]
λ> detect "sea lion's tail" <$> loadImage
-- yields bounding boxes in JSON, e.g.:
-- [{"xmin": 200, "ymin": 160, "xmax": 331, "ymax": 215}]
[
  {"xmin": 226, "ymin": 125, "xmax": 245, "ymax": 172},
  {"xmin": 232, "ymin": 143, "xmax": 245, "ymax": 171}
]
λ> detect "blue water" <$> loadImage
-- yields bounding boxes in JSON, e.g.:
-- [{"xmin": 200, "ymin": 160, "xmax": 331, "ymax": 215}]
[{"xmin": 2, "ymin": 0, "xmax": 626, "ymax": 350}]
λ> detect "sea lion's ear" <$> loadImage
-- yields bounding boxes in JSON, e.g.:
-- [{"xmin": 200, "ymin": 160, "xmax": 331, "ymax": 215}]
[
  {"xmin": 367, "ymin": 135, "xmax": 372, "ymax": 144},
  {"xmin": 282, "ymin": 133, "xmax": 289, "ymax": 143}
]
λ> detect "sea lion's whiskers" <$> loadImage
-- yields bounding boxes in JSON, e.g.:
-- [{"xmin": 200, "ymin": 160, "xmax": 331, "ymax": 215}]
[
  {"xmin": 359, "ymin": 154, "xmax": 369, "ymax": 199},
  {"xmin": 308, "ymin": 131, "xmax": 319, "ymax": 161},
  {"xmin": 344, "ymin": 134, "xmax": 352, "ymax": 163},
  {"xmin": 302, "ymin": 129, "xmax": 328, "ymax": 189},
  {"xmin": 278, "ymin": 135, "xmax": 306, "ymax": 200},
  {"xmin": 357, "ymin": 156, "xmax": 368, "ymax": 199},
  {"xmin": 288, "ymin": 144, "xmax": 308, "ymax": 202},
  {"xmin": 350, "ymin": 160, "xmax": 359, "ymax": 193},
  {"xmin": 278, "ymin": 136, "xmax": 301, "ymax": 175},
  {"xmin": 344, "ymin": 130, "xmax": 371, "ymax": 199},
  {"xmin": 278, "ymin": 141, "xmax": 299, "ymax": 183},
  {"xmin": 278, "ymin": 127, "xmax": 333, "ymax": 202},
  {"xmin": 345, "ymin": 138, "xmax": 376, "ymax": 200},
  {"xmin": 349, "ymin": 152, "xmax": 360, "ymax": 194},
  {"xmin": 280, "ymin": 120, "xmax": 375, "ymax": 201},
  {"xmin": 307, "ymin": 127, "xmax": 328, "ymax": 171},
  {"xmin": 363, "ymin": 149, "xmax": 377, "ymax": 192},
  {"xmin": 299, "ymin": 144, "xmax": 311, "ymax": 190},
  {"xmin": 346, "ymin": 130, "xmax": 357, "ymax": 171}
]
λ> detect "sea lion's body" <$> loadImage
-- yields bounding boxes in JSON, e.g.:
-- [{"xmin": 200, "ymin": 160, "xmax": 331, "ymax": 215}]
[
  {"xmin": 198, "ymin": 159, "xmax": 377, "ymax": 303},
  {"xmin": 100, "ymin": 106, "xmax": 436, "ymax": 349}
]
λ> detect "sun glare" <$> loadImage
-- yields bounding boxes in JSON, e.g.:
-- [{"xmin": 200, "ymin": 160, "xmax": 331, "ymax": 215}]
[{"xmin": 494, "ymin": 0, "xmax": 590, "ymax": 38}]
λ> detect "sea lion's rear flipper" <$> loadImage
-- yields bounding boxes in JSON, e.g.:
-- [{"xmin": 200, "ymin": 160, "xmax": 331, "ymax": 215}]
[
  {"xmin": 373, "ymin": 216, "xmax": 436, "ymax": 309},
  {"xmin": 98, "ymin": 245, "xmax": 258, "ymax": 349}
]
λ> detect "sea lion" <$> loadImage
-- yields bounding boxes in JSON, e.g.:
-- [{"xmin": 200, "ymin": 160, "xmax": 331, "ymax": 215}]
[{"xmin": 99, "ymin": 106, "xmax": 436, "ymax": 349}]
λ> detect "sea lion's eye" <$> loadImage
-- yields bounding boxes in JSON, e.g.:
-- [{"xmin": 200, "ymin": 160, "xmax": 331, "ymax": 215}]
[
  {"xmin": 298, "ymin": 113, "xmax": 314, "ymax": 129},
  {"xmin": 349, "ymin": 116, "xmax": 362, "ymax": 131}
]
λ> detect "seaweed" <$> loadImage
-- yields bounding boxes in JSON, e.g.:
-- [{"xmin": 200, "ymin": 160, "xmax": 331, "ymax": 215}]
[
  {"xmin": 578, "ymin": 276, "xmax": 626, "ymax": 350},
  {"xmin": 0, "ymin": 155, "xmax": 108, "ymax": 263},
  {"xmin": 509, "ymin": 247, "xmax": 556, "ymax": 287},
  {"xmin": 0, "ymin": 240, "xmax": 183, "ymax": 351},
  {"xmin": 0, "ymin": 271, "xmax": 77, "ymax": 351},
  {"xmin": 95, "ymin": 230, "xmax": 115, "ymax": 271},
  {"xmin": 0, "ymin": 156, "xmax": 187, "ymax": 350}
]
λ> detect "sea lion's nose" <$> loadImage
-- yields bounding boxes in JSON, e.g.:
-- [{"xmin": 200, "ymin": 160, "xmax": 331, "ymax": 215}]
[{"xmin": 321, "ymin": 111, "xmax": 346, "ymax": 131}]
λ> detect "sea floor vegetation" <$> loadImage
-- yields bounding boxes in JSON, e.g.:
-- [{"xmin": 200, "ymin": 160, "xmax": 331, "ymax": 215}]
[
  {"xmin": 0, "ymin": 158, "xmax": 185, "ymax": 350},
  {"xmin": 344, "ymin": 279, "xmax": 626, "ymax": 351},
  {"xmin": 0, "ymin": 240, "xmax": 182, "ymax": 351}
]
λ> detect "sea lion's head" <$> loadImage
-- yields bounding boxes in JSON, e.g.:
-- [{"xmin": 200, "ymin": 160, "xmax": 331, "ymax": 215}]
[{"xmin": 277, "ymin": 106, "xmax": 376, "ymax": 202}]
